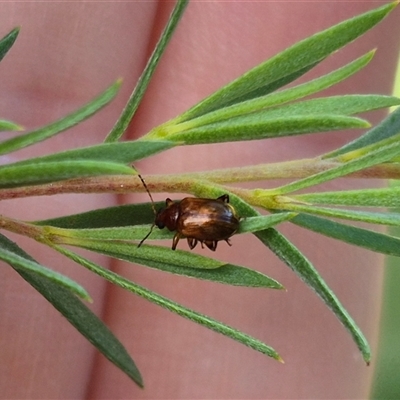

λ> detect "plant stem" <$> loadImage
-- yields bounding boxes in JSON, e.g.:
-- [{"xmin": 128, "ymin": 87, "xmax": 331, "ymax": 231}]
[
  {"xmin": 0, "ymin": 214, "xmax": 44, "ymax": 240},
  {"xmin": 0, "ymin": 158, "xmax": 399, "ymax": 201}
]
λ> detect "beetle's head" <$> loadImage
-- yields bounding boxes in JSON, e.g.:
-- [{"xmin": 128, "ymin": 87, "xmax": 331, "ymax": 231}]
[
  {"xmin": 154, "ymin": 199, "xmax": 177, "ymax": 231},
  {"xmin": 155, "ymin": 208, "xmax": 166, "ymax": 229}
]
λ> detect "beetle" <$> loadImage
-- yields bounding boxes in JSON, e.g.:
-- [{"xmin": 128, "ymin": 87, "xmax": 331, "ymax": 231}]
[
  {"xmin": 137, "ymin": 176, "xmax": 240, "ymax": 251},
  {"xmin": 154, "ymin": 195, "xmax": 240, "ymax": 251}
]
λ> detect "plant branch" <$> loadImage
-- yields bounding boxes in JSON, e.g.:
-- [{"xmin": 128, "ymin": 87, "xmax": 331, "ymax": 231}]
[
  {"xmin": 0, "ymin": 214, "xmax": 44, "ymax": 240},
  {"xmin": 0, "ymin": 158, "xmax": 399, "ymax": 201}
]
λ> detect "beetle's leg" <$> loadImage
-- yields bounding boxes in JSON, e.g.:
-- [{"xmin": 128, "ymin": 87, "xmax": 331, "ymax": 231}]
[
  {"xmin": 225, "ymin": 239, "xmax": 232, "ymax": 247},
  {"xmin": 205, "ymin": 240, "xmax": 218, "ymax": 251},
  {"xmin": 217, "ymin": 194, "xmax": 229, "ymax": 203},
  {"xmin": 187, "ymin": 237, "xmax": 198, "ymax": 250},
  {"xmin": 172, "ymin": 233, "xmax": 182, "ymax": 250}
]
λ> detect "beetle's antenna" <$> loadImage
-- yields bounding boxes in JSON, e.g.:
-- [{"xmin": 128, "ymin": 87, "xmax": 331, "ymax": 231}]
[
  {"xmin": 137, "ymin": 224, "xmax": 155, "ymax": 248},
  {"xmin": 137, "ymin": 174, "xmax": 156, "ymax": 248},
  {"xmin": 138, "ymin": 174, "xmax": 156, "ymax": 215}
]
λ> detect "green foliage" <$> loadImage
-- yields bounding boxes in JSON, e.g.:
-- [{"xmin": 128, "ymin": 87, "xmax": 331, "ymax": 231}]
[
  {"xmin": 1, "ymin": 0, "xmax": 400, "ymax": 387},
  {"xmin": 0, "ymin": 233, "xmax": 143, "ymax": 387},
  {"xmin": 0, "ymin": 80, "xmax": 122, "ymax": 156}
]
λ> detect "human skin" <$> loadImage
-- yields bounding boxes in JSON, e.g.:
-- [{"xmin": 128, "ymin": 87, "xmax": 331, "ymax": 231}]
[{"xmin": 1, "ymin": 2, "xmax": 400, "ymax": 399}]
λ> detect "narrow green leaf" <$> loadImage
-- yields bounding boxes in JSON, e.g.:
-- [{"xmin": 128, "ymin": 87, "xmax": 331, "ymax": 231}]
[
  {"xmin": 282, "ymin": 203, "xmax": 400, "ymax": 227},
  {"xmin": 0, "ymin": 160, "xmax": 135, "ymax": 189},
  {"xmin": 159, "ymin": 52, "xmax": 374, "ymax": 131},
  {"xmin": 44, "ymin": 212, "xmax": 295, "ymax": 242},
  {"xmin": 0, "ymin": 233, "xmax": 143, "ymax": 387},
  {"xmin": 272, "ymin": 140, "xmax": 400, "ymax": 195},
  {"xmin": 61, "ymin": 236, "xmax": 282, "ymax": 289},
  {"xmin": 8, "ymin": 141, "xmax": 175, "ymax": 167},
  {"xmin": 0, "ymin": 27, "xmax": 19, "ymax": 62},
  {"xmin": 292, "ymin": 213, "xmax": 400, "ymax": 257},
  {"xmin": 237, "ymin": 213, "xmax": 297, "ymax": 234},
  {"xmin": 67, "ymin": 236, "xmax": 223, "ymax": 270},
  {"xmin": 48, "ymin": 225, "xmax": 170, "ymax": 242},
  {"xmin": 35, "ymin": 202, "xmax": 160, "ymax": 229},
  {"xmin": 177, "ymin": 2, "xmax": 397, "ymax": 120},
  {"xmin": 0, "ymin": 247, "xmax": 90, "ymax": 301},
  {"xmin": 215, "ymin": 63, "xmax": 321, "ymax": 108},
  {"xmin": 0, "ymin": 80, "xmax": 121, "ymax": 156},
  {"xmin": 57, "ymin": 246, "xmax": 283, "ymax": 361},
  {"xmin": 161, "ymin": 114, "xmax": 368, "ymax": 145},
  {"xmin": 105, "ymin": 0, "xmax": 189, "ymax": 142},
  {"xmin": 247, "ymin": 95, "xmax": 400, "ymax": 120},
  {"xmin": 294, "ymin": 186, "xmax": 400, "ymax": 208},
  {"xmin": 161, "ymin": 94, "xmax": 390, "ymax": 139},
  {"xmin": 326, "ymin": 105, "xmax": 400, "ymax": 158},
  {"xmin": 222, "ymin": 194, "xmax": 371, "ymax": 362},
  {"xmin": 0, "ymin": 120, "xmax": 23, "ymax": 132},
  {"xmin": 255, "ymin": 227, "xmax": 371, "ymax": 362}
]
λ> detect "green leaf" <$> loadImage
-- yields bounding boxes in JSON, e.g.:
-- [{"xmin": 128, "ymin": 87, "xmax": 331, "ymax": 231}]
[
  {"xmin": 165, "ymin": 94, "xmax": 398, "ymax": 140},
  {"xmin": 281, "ymin": 203, "xmax": 400, "ymax": 227},
  {"xmin": 271, "ymin": 139, "xmax": 400, "ymax": 195},
  {"xmin": 58, "ymin": 236, "xmax": 282, "ymax": 289},
  {"xmin": 0, "ymin": 160, "xmax": 135, "ymax": 189},
  {"xmin": 105, "ymin": 0, "xmax": 189, "ymax": 142},
  {"xmin": 326, "ymin": 105, "xmax": 400, "ymax": 158},
  {"xmin": 159, "ymin": 114, "xmax": 368, "ymax": 145},
  {"xmin": 190, "ymin": 184, "xmax": 369, "ymax": 358},
  {"xmin": 0, "ymin": 80, "xmax": 121, "ymax": 156},
  {"xmin": 158, "ymin": 51, "xmax": 374, "ymax": 131},
  {"xmin": 7, "ymin": 141, "xmax": 175, "ymax": 167},
  {"xmin": 0, "ymin": 119, "xmax": 23, "ymax": 132},
  {"xmin": 237, "ymin": 213, "xmax": 297, "ymax": 234},
  {"xmin": 0, "ymin": 233, "xmax": 143, "ymax": 387},
  {"xmin": 175, "ymin": 1, "xmax": 397, "ymax": 121},
  {"xmin": 56, "ymin": 246, "xmax": 283, "ymax": 361},
  {"xmin": 214, "ymin": 62, "xmax": 321, "ymax": 109},
  {"xmin": 292, "ymin": 213, "xmax": 400, "ymax": 258},
  {"xmin": 222, "ymin": 194, "xmax": 371, "ymax": 362},
  {"xmin": 48, "ymin": 225, "xmax": 172, "ymax": 242},
  {"xmin": 248, "ymin": 95, "xmax": 400, "ymax": 119},
  {"xmin": 294, "ymin": 186, "xmax": 400, "ymax": 208},
  {"xmin": 35, "ymin": 202, "xmax": 160, "ymax": 229},
  {"xmin": 156, "ymin": 94, "xmax": 397, "ymax": 143},
  {"xmin": 255, "ymin": 227, "xmax": 371, "ymax": 363},
  {"xmin": 43, "ymin": 212, "xmax": 295, "ymax": 242},
  {"xmin": 0, "ymin": 247, "xmax": 90, "ymax": 301},
  {"xmin": 0, "ymin": 27, "xmax": 19, "ymax": 62}
]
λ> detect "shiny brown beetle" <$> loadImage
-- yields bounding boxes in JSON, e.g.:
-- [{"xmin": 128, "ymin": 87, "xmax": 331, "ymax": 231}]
[
  {"xmin": 155, "ymin": 195, "xmax": 239, "ymax": 251},
  {"xmin": 137, "ymin": 176, "xmax": 240, "ymax": 251}
]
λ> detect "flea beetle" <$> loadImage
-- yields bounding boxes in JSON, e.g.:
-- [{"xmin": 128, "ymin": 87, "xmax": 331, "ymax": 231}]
[{"xmin": 137, "ymin": 176, "xmax": 240, "ymax": 251}]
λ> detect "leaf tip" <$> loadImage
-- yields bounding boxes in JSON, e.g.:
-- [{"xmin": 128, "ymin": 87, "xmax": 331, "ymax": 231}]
[
  {"xmin": 85, "ymin": 295, "xmax": 94, "ymax": 303},
  {"xmin": 276, "ymin": 355, "xmax": 285, "ymax": 364},
  {"xmin": 133, "ymin": 375, "xmax": 145, "ymax": 388}
]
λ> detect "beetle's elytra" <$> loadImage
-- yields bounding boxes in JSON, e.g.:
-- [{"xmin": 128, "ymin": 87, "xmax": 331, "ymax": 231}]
[
  {"xmin": 137, "ymin": 175, "xmax": 240, "ymax": 251},
  {"xmin": 154, "ymin": 195, "xmax": 240, "ymax": 251}
]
